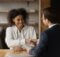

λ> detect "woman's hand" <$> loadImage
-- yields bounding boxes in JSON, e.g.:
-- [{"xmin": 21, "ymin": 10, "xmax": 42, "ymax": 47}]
[
  {"xmin": 13, "ymin": 46, "xmax": 23, "ymax": 52},
  {"xmin": 13, "ymin": 46, "xmax": 27, "ymax": 53},
  {"xmin": 25, "ymin": 39, "xmax": 37, "ymax": 47}
]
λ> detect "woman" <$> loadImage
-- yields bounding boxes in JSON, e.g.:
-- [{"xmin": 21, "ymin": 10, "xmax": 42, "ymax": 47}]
[{"xmin": 5, "ymin": 8, "xmax": 37, "ymax": 53}]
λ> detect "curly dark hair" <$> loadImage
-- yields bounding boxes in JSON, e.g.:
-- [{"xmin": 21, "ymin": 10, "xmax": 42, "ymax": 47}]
[{"xmin": 7, "ymin": 8, "xmax": 29, "ymax": 26}]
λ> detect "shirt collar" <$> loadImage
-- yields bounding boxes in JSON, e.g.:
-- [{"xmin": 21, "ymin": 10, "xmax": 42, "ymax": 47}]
[
  {"xmin": 49, "ymin": 24, "xmax": 57, "ymax": 28},
  {"xmin": 13, "ymin": 25, "xmax": 27, "ymax": 32}
]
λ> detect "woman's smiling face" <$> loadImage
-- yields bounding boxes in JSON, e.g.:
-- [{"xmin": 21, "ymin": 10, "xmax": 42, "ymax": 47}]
[{"xmin": 13, "ymin": 15, "xmax": 25, "ymax": 29}]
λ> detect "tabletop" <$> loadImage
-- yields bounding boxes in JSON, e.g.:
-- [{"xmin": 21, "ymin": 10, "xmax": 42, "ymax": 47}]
[{"xmin": 0, "ymin": 49, "xmax": 33, "ymax": 57}]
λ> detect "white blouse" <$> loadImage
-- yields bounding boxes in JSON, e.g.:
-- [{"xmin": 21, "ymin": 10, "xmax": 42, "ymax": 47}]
[{"xmin": 5, "ymin": 25, "xmax": 37, "ymax": 50}]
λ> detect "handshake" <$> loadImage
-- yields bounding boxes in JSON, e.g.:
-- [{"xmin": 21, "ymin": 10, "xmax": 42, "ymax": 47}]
[{"xmin": 12, "ymin": 38, "xmax": 37, "ymax": 54}]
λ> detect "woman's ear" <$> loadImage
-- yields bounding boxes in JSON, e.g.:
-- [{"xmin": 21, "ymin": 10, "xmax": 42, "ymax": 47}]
[{"xmin": 13, "ymin": 19, "xmax": 15, "ymax": 23}]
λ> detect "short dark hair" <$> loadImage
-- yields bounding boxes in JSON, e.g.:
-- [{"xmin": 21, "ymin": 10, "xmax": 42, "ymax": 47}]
[
  {"xmin": 42, "ymin": 7, "xmax": 60, "ymax": 23},
  {"xmin": 7, "ymin": 8, "xmax": 29, "ymax": 26}
]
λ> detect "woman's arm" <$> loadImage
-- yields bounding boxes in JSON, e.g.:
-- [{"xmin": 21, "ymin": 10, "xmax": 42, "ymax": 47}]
[
  {"xmin": 5, "ymin": 27, "xmax": 20, "ymax": 48},
  {"xmin": 29, "ymin": 27, "xmax": 37, "ymax": 47}
]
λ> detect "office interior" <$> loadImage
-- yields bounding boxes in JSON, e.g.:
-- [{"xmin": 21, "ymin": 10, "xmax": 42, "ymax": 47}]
[{"xmin": 0, "ymin": 0, "xmax": 59, "ymax": 57}]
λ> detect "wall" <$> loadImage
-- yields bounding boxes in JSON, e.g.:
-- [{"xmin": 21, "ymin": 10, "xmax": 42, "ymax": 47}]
[
  {"xmin": 0, "ymin": 1, "xmax": 39, "ymax": 24},
  {"xmin": 0, "ymin": 0, "xmax": 39, "ymax": 34}
]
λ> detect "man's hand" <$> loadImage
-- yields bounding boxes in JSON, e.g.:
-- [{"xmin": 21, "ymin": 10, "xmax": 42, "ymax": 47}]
[
  {"xmin": 25, "ymin": 39, "xmax": 37, "ymax": 47},
  {"xmin": 30, "ymin": 39, "xmax": 37, "ymax": 46}
]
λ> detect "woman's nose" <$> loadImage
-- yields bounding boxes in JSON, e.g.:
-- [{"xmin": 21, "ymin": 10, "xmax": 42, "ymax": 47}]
[{"xmin": 19, "ymin": 20, "xmax": 23, "ymax": 23}]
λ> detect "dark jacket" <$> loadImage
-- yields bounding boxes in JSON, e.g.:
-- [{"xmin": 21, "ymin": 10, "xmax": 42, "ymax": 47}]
[{"xmin": 34, "ymin": 24, "xmax": 60, "ymax": 57}]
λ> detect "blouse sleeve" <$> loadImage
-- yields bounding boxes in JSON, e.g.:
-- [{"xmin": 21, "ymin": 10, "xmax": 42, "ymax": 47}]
[
  {"xmin": 5, "ymin": 27, "xmax": 20, "ymax": 48},
  {"xmin": 29, "ymin": 27, "xmax": 37, "ymax": 40}
]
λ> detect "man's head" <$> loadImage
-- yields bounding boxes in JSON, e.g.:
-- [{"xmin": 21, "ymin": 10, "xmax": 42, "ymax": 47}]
[{"xmin": 42, "ymin": 7, "xmax": 58, "ymax": 27}]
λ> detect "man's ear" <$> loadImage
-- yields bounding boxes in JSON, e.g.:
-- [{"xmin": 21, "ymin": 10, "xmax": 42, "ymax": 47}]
[{"xmin": 45, "ymin": 18, "xmax": 49, "ymax": 23}]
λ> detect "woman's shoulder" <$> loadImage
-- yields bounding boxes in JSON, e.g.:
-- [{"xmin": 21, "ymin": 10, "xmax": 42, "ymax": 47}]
[
  {"xmin": 26, "ymin": 25, "xmax": 35, "ymax": 30},
  {"xmin": 6, "ymin": 27, "xmax": 12, "ymax": 30},
  {"xmin": 6, "ymin": 26, "xmax": 15, "ymax": 31}
]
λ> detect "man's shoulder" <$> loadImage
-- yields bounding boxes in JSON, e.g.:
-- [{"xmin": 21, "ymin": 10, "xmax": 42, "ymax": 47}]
[
  {"xmin": 43, "ymin": 27, "xmax": 55, "ymax": 34},
  {"xmin": 41, "ymin": 29, "xmax": 52, "ymax": 37},
  {"xmin": 42, "ymin": 25, "xmax": 60, "ymax": 36}
]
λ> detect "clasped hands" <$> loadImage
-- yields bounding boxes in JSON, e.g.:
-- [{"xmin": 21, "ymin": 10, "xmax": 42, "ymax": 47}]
[{"xmin": 12, "ymin": 39, "xmax": 37, "ymax": 53}]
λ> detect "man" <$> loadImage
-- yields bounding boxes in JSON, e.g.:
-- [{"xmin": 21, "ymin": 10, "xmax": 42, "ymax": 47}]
[{"xmin": 34, "ymin": 7, "xmax": 60, "ymax": 57}]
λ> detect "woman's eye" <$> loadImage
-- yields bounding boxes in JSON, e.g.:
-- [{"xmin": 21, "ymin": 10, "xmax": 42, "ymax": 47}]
[{"xmin": 17, "ymin": 19, "xmax": 20, "ymax": 21}]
